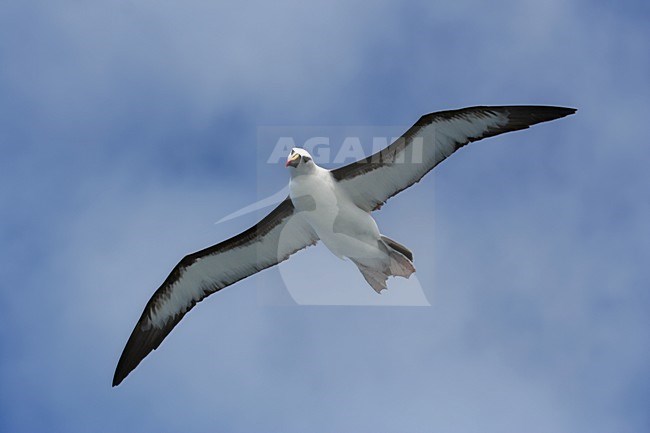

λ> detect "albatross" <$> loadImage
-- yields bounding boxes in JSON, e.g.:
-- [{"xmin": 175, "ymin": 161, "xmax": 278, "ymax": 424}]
[{"xmin": 113, "ymin": 105, "xmax": 575, "ymax": 386}]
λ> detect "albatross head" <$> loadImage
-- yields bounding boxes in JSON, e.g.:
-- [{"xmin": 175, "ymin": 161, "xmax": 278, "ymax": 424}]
[{"xmin": 285, "ymin": 148, "xmax": 314, "ymax": 170}]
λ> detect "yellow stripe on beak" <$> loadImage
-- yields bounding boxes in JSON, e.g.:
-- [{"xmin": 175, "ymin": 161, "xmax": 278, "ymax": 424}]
[{"xmin": 285, "ymin": 153, "xmax": 300, "ymax": 167}]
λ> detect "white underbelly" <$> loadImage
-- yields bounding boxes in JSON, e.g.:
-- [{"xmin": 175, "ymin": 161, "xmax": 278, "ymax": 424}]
[
  {"xmin": 307, "ymin": 206, "xmax": 382, "ymax": 259},
  {"xmin": 290, "ymin": 171, "xmax": 384, "ymax": 260}
]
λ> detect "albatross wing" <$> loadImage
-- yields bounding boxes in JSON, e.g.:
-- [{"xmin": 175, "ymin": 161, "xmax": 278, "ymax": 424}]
[
  {"xmin": 332, "ymin": 105, "xmax": 576, "ymax": 211},
  {"xmin": 113, "ymin": 198, "xmax": 318, "ymax": 386}
]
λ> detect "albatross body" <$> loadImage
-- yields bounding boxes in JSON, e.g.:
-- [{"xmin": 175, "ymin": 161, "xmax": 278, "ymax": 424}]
[
  {"xmin": 288, "ymin": 149, "xmax": 414, "ymax": 292},
  {"xmin": 113, "ymin": 105, "xmax": 576, "ymax": 386}
]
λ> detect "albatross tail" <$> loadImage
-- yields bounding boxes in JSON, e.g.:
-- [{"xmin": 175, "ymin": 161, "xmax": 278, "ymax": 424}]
[{"xmin": 352, "ymin": 236, "xmax": 415, "ymax": 293}]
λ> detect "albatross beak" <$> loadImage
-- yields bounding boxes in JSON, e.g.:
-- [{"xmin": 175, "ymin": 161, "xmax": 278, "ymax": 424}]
[{"xmin": 285, "ymin": 153, "xmax": 300, "ymax": 168}]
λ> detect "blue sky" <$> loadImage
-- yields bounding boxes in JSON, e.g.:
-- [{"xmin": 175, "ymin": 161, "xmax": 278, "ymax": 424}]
[{"xmin": 1, "ymin": 0, "xmax": 649, "ymax": 432}]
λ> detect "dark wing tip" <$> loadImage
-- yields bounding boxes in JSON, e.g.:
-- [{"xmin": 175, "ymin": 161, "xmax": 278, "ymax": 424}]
[
  {"xmin": 113, "ymin": 302, "xmax": 193, "ymax": 386},
  {"xmin": 474, "ymin": 105, "xmax": 577, "ymax": 142},
  {"xmin": 502, "ymin": 105, "xmax": 576, "ymax": 129},
  {"xmin": 112, "ymin": 322, "xmax": 167, "ymax": 386},
  {"xmin": 112, "ymin": 251, "xmax": 204, "ymax": 387},
  {"xmin": 506, "ymin": 105, "xmax": 576, "ymax": 121},
  {"xmin": 113, "ymin": 296, "xmax": 191, "ymax": 386}
]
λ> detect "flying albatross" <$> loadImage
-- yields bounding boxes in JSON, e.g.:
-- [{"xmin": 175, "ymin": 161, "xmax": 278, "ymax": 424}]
[{"xmin": 113, "ymin": 105, "xmax": 575, "ymax": 386}]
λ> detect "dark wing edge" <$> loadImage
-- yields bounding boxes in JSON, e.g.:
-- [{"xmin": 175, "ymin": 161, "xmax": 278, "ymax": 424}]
[
  {"xmin": 112, "ymin": 198, "xmax": 316, "ymax": 386},
  {"xmin": 332, "ymin": 105, "xmax": 576, "ymax": 210}
]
